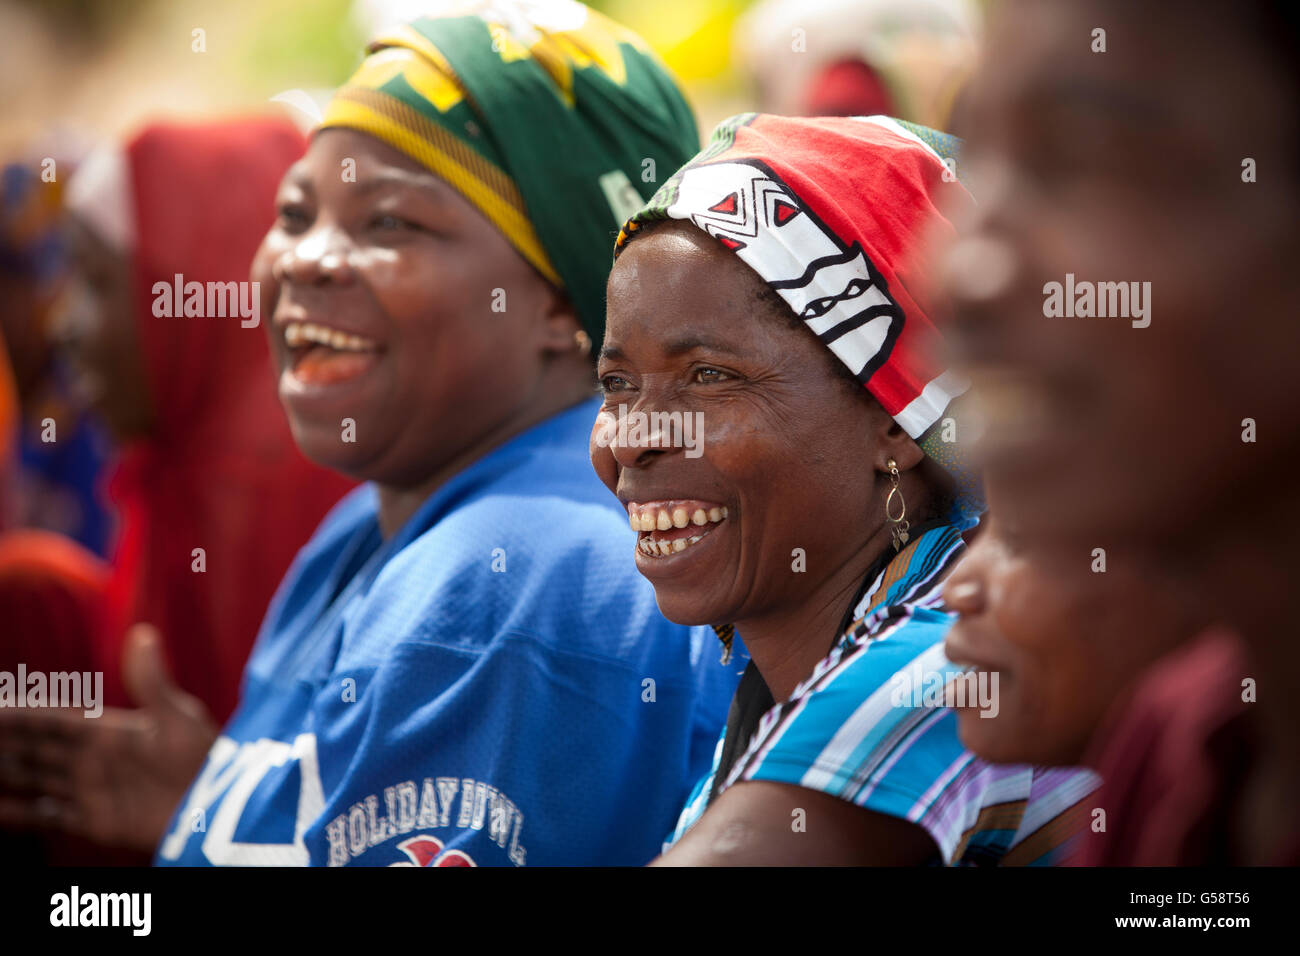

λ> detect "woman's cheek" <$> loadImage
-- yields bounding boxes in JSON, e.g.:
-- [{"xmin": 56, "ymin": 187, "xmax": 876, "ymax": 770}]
[
  {"xmin": 589, "ymin": 409, "xmax": 619, "ymax": 489},
  {"xmin": 250, "ymin": 239, "xmax": 281, "ymax": 307},
  {"xmin": 356, "ymin": 244, "xmax": 414, "ymax": 292}
]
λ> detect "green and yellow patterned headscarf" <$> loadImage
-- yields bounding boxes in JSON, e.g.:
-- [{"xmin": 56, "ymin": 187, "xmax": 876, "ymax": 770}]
[{"xmin": 320, "ymin": 1, "xmax": 699, "ymax": 350}]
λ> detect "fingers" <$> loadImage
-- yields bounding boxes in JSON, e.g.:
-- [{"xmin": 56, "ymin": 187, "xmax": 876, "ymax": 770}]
[
  {"xmin": 121, "ymin": 622, "xmax": 169, "ymax": 709},
  {"xmin": 0, "ymin": 792, "xmax": 72, "ymax": 831},
  {"xmin": 0, "ymin": 723, "xmax": 83, "ymax": 834},
  {"xmin": 0, "ymin": 705, "xmax": 151, "ymax": 813},
  {"xmin": 0, "ymin": 708, "xmax": 82, "ymax": 794},
  {"xmin": 0, "ymin": 706, "xmax": 84, "ymax": 750},
  {"xmin": 122, "ymin": 622, "xmax": 219, "ymax": 736},
  {"xmin": 0, "ymin": 743, "xmax": 78, "ymax": 799},
  {"xmin": 0, "ymin": 705, "xmax": 145, "ymax": 766},
  {"xmin": 122, "ymin": 622, "xmax": 199, "ymax": 716}
]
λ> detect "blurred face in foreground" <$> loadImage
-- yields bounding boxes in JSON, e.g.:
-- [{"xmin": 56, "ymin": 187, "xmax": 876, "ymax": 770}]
[
  {"xmin": 942, "ymin": 472, "xmax": 1200, "ymax": 766},
  {"xmin": 945, "ymin": 0, "xmax": 1300, "ymax": 552},
  {"xmin": 253, "ymin": 128, "xmax": 584, "ymax": 503}
]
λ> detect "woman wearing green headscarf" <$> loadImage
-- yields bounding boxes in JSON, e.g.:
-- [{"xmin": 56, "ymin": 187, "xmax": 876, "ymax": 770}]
[{"xmin": 10, "ymin": 2, "xmax": 738, "ymax": 867}]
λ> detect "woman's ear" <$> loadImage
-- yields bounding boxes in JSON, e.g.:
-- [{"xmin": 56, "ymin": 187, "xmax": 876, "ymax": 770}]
[
  {"xmin": 537, "ymin": 286, "xmax": 583, "ymax": 356},
  {"xmin": 872, "ymin": 416, "xmax": 925, "ymax": 474}
]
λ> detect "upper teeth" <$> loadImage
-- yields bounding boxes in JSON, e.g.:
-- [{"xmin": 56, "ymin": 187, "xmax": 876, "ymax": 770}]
[
  {"xmin": 285, "ymin": 322, "xmax": 376, "ymax": 352},
  {"xmin": 626, "ymin": 503, "xmax": 727, "ymax": 534}
]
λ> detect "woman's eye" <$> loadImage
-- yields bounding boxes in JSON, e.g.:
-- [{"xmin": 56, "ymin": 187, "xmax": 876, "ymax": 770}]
[
  {"xmin": 600, "ymin": 374, "xmax": 631, "ymax": 394},
  {"xmin": 277, "ymin": 204, "xmax": 310, "ymax": 231},
  {"xmin": 371, "ymin": 214, "xmax": 415, "ymax": 232},
  {"xmin": 694, "ymin": 367, "xmax": 729, "ymax": 384}
]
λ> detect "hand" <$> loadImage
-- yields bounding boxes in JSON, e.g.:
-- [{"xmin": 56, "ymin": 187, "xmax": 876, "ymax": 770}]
[{"xmin": 0, "ymin": 623, "xmax": 219, "ymax": 852}]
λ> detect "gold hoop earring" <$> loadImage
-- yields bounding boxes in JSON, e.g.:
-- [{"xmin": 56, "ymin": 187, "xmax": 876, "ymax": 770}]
[
  {"xmin": 574, "ymin": 330, "xmax": 592, "ymax": 357},
  {"xmin": 885, "ymin": 458, "xmax": 910, "ymax": 552}
]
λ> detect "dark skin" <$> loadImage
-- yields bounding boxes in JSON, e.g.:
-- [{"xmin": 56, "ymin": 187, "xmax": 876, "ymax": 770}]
[
  {"xmin": 0, "ymin": 274, "xmax": 55, "ymax": 406},
  {"xmin": 943, "ymin": 0, "xmax": 1300, "ymax": 552},
  {"xmin": 593, "ymin": 222, "xmax": 942, "ymax": 865},
  {"xmin": 0, "ymin": 625, "xmax": 216, "ymax": 848},
  {"xmin": 51, "ymin": 216, "xmax": 153, "ymax": 442},
  {"xmin": 947, "ymin": 0, "xmax": 1300, "ymax": 863},
  {"xmin": 255, "ymin": 128, "xmax": 594, "ymax": 536},
  {"xmin": 942, "ymin": 470, "xmax": 1203, "ymax": 767},
  {"xmin": 654, "ymin": 780, "xmax": 942, "ymax": 867},
  {"xmin": 0, "ymin": 127, "xmax": 597, "ymax": 850}
]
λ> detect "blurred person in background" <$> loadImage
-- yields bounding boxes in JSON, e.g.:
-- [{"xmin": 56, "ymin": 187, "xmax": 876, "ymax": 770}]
[
  {"xmin": 0, "ymin": 160, "xmax": 113, "ymax": 553},
  {"xmin": 734, "ymin": 0, "xmax": 980, "ymax": 129},
  {"xmin": 0, "ymin": 323, "xmax": 14, "ymax": 526},
  {"xmin": 0, "ymin": 153, "xmax": 125, "ymax": 863},
  {"xmin": 943, "ymin": 0, "xmax": 1300, "ymax": 864},
  {"xmin": 5, "ymin": 1, "xmax": 738, "ymax": 867},
  {"xmin": 0, "ymin": 115, "xmax": 357, "ymax": 853},
  {"xmin": 53, "ymin": 116, "xmax": 357, "ymax": 724}
]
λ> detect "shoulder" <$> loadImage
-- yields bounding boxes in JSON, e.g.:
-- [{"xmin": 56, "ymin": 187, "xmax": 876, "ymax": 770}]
[
  {"xmin": 1088, "ymin": 629, "xmax": 1249, "ymax": 789},
  {"xmin": 245, "ymin": 483, "xmax": 379, "ymax": 665},
  {"xmin": 313, "ymin": 483, "xmax": 381, "ymax": 542},
  {"xmin": 270, "ymin": 482, "xmax": 380, "ymax": 604},
  {"xmin": 1079, "ymin": 629, "xmax": 1249, "ymax": 865},
  {"xmin": 358, "ymin": 420, "xmax": 706, "ymax": 668},
  {"xmin": 725, "ymin": 610, "xmax": 963, "ymax": 797},
  {"xmin": 938, "ymin": 762, "xmax": 1099, "ymax": 866}
]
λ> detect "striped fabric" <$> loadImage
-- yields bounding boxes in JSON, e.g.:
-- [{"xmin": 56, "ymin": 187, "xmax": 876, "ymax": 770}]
[{"xmin": 664, "ymin": 524, "xmax": 1100, "ymax": 865}]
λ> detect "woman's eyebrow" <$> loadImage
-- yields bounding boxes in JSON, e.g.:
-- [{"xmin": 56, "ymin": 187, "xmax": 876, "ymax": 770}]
[
  {"xmin": 352, "ymin": 167, "xmax": 447, "ymax": 197},
  {"xmin": 598, "ymin": 336, "xmax": 748, "ymax": 364},
  {"xmin": 662, "ymin": 335, "xmax": 745, "ymax": 358},
  {"xmin": 280, "ymin": 165, "xmax": 315, "ymax": 195}
]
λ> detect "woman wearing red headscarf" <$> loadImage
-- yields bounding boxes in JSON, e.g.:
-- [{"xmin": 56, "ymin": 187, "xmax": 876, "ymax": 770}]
[
  {"xmin": 0, "ymin": 117, "xmax": 354, "ymax": 851},
  {"xmin": 51, "ymin": 116, "xmax": 356, "ymax": 721}
]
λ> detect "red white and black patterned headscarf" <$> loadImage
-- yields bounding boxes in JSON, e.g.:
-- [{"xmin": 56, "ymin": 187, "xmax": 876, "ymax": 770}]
[{"xmin": 615, "ymin": 113, "xmax": 978, "ymax": 515}]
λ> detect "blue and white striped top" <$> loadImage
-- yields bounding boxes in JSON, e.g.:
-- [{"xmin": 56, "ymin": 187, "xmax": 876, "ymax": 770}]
[{"xmin": 664, "ymin": 523, "xmax": 1099, "ymax": 865}]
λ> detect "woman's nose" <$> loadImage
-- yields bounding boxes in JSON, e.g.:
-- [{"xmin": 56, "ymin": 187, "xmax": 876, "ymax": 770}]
[
  {"xmin": 607, "ymin": 424, "xmax": 669, "ymax": 470},
  {"xmin": 602, "ymin": 401, "xmax": 685, "ymax": 471},
  {"xmin": 943, "ymin": 569, "xmax": 986, "ymax": 615},
  {"xmin": 272, "ymin": 225, "xmax": 356, "ymax": 286}
]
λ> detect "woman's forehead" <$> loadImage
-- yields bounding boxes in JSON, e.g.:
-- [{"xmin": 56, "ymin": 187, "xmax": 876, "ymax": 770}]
[
  {"xmin": 611, "ymin": 223, "xmax": 763, "ymax": 301},
  {"xmin": 296, "ymin": 130, "xmax": 444, "ymax": 187}
]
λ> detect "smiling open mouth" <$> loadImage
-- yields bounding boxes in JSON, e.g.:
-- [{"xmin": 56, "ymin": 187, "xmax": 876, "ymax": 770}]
[
  {"xmin": 285, "ymin": 321, "xmax": 381, "ymax": 386},
  {"xmin": 627, "ymin": 500, "xmax": 728, "ymax": 557}
]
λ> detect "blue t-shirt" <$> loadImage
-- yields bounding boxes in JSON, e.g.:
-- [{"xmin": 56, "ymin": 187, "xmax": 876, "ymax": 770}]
[{"xmin": 155, "ymin": 398, "xmax": 738, "ymax": 866}]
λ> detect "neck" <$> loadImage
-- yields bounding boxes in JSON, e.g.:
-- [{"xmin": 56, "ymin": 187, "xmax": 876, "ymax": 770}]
[
  {"xmin": 375, "ymin": 369, "xmax": 594, "ymax": 538},
  {"xmin": 735, "ymin": 524, "xmax": 896, "ymax": 702}
]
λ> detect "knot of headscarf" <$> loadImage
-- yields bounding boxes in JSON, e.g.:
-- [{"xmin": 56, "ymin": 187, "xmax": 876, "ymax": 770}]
[
  {"xmin": 320, "ymin": 0, "xmax": 700, "ymax": 352},
  {"xmin": 615, "ymin": 112, "xmax": 981, "ymax": 521}
]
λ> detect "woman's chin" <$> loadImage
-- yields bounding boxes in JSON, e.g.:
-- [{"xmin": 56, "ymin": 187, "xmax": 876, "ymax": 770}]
[
  {"xmin": 955, "ymin": 713, "xmax": 1026, "ymax": 766},
  {"xmin": 286, "ymin": 419, "xmax": 373, "ymax": 477},
  {"xmin": 649, "ymin": 588, "xmax": 735, "ymax": 630}
]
